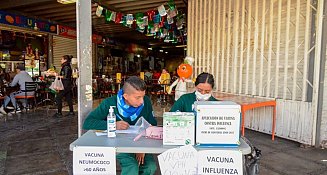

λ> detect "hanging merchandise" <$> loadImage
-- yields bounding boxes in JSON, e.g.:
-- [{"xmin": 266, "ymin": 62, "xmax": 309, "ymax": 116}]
[
  {"xmin": 159, "ymin": 28, "xmax": 166, "ymax": 38},
  {"xmin": 96, "ymin": 5, "xmax": 103, "ymax": 17},
  {"xmin": 96, "ymin": 0, "xmax": 186, "ymax": 43},
  {"xmin": 158, "ymin": 5, "xmax": 167, "ymax": 16},
  {"xmin": 176, "ymin": 17, "xmax": 184, "ymax": 30},
  {"xmin": 126, "ymin": 14, "xmax": 134, "ymax": 25},
  {"xmin": 115, "ymin": 12, "xmax": 123, "ymax": 23},
  {"xmin": 167, "ymin": 8, "xmax": 177, "ymax": 18},
  {"xmin": 153, "ymin": 14, "xmax": 161, "ymax": 24},
  {"xmin": 105, "ymin": 10, "xmax": 112, "ymax": 22},
  {"xmin": 167, "ymin": 16, "xmax": 174, "ymax": 24},
  {"xmin": 143, "ymin": 16, "xmax": 148, "ymax": 26},
  {"xmin": 110, "ymin": 11, "xmax": 116, "ymax": 21},
  {"xmin": 135, "ymin": 12, "xmax": 144, "ymax": 29},
  {"xmin": 122, "ymin": 16, "xmax": 127, "ymax": 26},
  {"xmin": 148, "ymin": 21, "xmax": 154, "ymax": 29},
  {"xmin": 147, "ymin": 10, "xmax": 156, "ymax": 21},
  {"xmin": 159, "ymin": 16, "xmax": 165, "ymax": 27},
  {"xmin": 154, "ymin": 23, "xmax": 159, "ymax": 32},
  {"xmin": 168, "ymin": 0, "xmax": 176, "ymax": 10}
]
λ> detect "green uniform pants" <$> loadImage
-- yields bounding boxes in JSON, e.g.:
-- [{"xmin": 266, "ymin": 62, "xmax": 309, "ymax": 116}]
[{"xmin": 117, "ymin": 153, "xmax": 157, "ymax": 175}]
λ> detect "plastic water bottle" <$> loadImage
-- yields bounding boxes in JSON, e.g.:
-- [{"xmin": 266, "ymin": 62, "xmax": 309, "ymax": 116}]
[{"xmin": 107, "ymin": 106, "xmax": 116, "ymax": 137}]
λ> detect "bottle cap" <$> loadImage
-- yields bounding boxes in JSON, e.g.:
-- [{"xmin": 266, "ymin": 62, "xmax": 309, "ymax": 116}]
[{"xmin": 109, "ymin": 106, "xmax": 116, "ymax": 113}]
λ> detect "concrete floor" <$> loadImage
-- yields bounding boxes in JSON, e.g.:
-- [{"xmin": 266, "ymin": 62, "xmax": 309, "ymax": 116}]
[{"xmin": 0, "ymin": 99, "xmax": 326, "ymax": 175}]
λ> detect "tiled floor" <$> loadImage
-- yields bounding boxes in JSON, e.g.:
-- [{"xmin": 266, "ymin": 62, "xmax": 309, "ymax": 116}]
[{"xmin": 0, "ymin": 98, "xmax": 326, "ymax": 175}]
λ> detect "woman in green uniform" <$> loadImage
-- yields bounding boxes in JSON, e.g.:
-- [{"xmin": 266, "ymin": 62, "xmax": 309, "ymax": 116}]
[
  {"xmin": 170, "ymin": 72, "xmax": 217, "ymax": 112},
  {"xmin": 83, "ymin": 76, "xmax": 157, "ymax": 175}
]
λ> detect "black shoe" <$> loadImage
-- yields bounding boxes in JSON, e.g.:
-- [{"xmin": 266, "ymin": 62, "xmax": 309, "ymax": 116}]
[
  {"xmin": 53, "ymin": 113, "xmax": 63, "ymax": 118},
  {"xmin": 64, "ymin": 112, "xmax": 75, "ymax": 117}
]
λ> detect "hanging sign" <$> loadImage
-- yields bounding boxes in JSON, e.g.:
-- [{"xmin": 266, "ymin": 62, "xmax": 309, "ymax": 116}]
[
  {"xmin": 73, "ymin": 146, "xmax": 116, "ymax": 175},
  {"xmin": 0, "ymin": 10, "xmax": 57, "ymax": 34},
  {"xmin": 57, "ymin": 25, "xmax": 102, "ymax": 44},
  {"xmin": 158, "ymin": 145, "xmax": 197, "ymax": 175},
  {"xmin": 197, "ymin": 150, "xmax": 243, "ymax": 175}
]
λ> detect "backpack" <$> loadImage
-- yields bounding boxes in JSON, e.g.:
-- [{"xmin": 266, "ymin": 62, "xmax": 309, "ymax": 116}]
[{"xmin": 242, "ymin": 136, "xmax": 262, "ymax": 175}]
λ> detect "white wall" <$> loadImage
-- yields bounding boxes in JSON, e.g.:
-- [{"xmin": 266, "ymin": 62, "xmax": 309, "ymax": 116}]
[{"xmin": 187, "ymin": 0, "xmax": 324, "ymax": 145}]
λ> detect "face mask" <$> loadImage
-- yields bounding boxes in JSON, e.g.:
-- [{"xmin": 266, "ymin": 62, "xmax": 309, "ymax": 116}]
[{"xmin": 195, "ymin": 90, "xmax": 211, "ymax": 101}]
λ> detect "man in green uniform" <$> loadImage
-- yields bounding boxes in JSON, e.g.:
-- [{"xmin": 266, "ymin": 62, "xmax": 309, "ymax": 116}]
[
  {"xmin": 83, "ymin": 76, "xmax": 157, "ymax": 175},
  {"xmin": 170, "ymin": 72, "xmax": 217, "ymax": 112}
]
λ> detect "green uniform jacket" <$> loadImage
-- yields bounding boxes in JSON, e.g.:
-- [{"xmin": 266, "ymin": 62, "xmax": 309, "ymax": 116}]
[
  {"xmin": 83, "ymin": 95, "xmax": 157, "ymax": 130},
  {"xmin": 170, "ymin": 92, "xmax": 218, "ymax": 112}
]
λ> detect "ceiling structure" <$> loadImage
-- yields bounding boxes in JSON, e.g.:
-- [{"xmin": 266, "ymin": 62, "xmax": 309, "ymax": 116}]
[{"xmin": 0, "ymin": 0, "xmax": 188, "ymax": 54}]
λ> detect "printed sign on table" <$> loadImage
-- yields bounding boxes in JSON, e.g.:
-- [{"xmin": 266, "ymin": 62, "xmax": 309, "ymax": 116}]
[
  {"xmin": 195, "ymin": 102, "xmax": 241, "ymax": 146},
  {"xmin": 198, "ymin": 150, "xmax": 243, "ymax": 175},
  {"xmin": 158, "ymin": 145, "xmax": 197, "ymax": 175},
  {"xmin": 73, "ymin": 146, "xmax": 116, "ymax": 175}
]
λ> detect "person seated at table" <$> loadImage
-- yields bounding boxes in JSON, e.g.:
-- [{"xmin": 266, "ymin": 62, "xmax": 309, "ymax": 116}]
[
  {"xmin": 170, "ymin": 72, "xmax": 217, "ymax": 112},
  {"xmin": 158, "ymin": 68, "xmax": 171, "ymax": 84},
  {"xmin": 0, "ymin": 64, "xmax": 33, "ymax": 114},
  {"xmin": 83, "ymin": 76, "xmax": 157, "ymax": 175}
]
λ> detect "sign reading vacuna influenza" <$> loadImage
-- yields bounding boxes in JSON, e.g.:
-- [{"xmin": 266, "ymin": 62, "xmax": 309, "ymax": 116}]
[
  {"xmin": 73, "ymin": 146, "xmax": 116, "ymax": 175},
  {"xmin": 0, "ymin": 11, "xmax": 57, "ymax": 34}
]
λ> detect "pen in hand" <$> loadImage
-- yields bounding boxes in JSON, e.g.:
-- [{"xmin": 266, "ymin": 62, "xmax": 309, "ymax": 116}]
[{"xmin": 116, "ymin": 115, "xmax": 130, "ymax": 130}]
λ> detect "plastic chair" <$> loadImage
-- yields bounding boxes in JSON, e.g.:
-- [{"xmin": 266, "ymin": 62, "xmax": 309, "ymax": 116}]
[{"xmin": 14, "ymin": 82, "xmax": 38, "ymax": 112}]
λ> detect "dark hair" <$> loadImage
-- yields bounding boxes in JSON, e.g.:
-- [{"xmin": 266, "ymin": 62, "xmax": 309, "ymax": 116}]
[
  {"xmin": 123, "ymin": 76, "xmax": 146, "ymax": 93},
  {"xmin": 195, "ymin": 72, "xmax": 215, "ymax": 88},
  {"xmin": 63, "ymin": 55, "xmax": 73, "ymax": 63}
]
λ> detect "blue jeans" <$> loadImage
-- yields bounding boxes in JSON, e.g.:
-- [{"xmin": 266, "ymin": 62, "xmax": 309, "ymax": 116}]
[{"xmin": 3, "ymin": 91, "xmax": 34, "ymax": 108}]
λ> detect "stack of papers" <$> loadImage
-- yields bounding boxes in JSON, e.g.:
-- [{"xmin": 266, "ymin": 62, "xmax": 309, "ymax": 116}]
[{"xmin": 94, "ymin": 126, "xmax": 141, "ymax": 136}]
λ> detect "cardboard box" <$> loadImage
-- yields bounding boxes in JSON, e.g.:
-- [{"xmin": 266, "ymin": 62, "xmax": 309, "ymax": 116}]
[
  {"xmin": 194, "ymin": 101, "xmax": 241, "ymax": 147},
  {"xmin": 163, "ymin": 112, "xmax": 195, "ymax": 145}
]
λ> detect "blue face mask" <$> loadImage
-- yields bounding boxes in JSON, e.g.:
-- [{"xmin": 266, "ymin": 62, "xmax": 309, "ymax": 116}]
[{"xmin": 195, "ymin": 90, "xmax": 211, "ymax": 101}]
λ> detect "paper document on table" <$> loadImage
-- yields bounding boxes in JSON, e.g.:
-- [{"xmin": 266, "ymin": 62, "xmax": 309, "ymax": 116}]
[
  {"xmin": 116, "ymin": 126, "xmax": 140, "ymax": 134},
  {"xmin": 94, "ymin": 126, "xmax": 140, "ymax": 136}
]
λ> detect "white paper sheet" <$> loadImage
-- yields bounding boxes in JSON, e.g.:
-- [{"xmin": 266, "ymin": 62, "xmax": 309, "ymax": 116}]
[{"xmin": 94, "ymin": 126, "xmax": 140, "ymax": 136}]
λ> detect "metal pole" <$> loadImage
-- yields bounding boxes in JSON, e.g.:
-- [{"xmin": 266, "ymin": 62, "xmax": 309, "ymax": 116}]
[
  {"xmin": 48, "ymin": 34, "xmax": 53, "ymax": 68},
  {"xmin": 311, "ymin": 0, "xmax": 325, "ymax": 146},
  {"xmin": 76, "ymin": 0, "xmax": 93, "ymax": 137},
  {"xmin": 315, "ymin": 0, "xmax": 327, "ymax": 147}
]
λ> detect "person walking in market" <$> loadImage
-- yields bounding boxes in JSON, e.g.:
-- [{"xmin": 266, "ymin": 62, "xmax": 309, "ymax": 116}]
[{"xmin": 52, "ymin": 55, "xmax": 75, "ymax": 118}]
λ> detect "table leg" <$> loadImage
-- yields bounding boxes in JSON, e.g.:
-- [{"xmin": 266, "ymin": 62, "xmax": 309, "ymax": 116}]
[{"xmin": 241, "ymin": 109, "xmax": 245, "ymax": 136}]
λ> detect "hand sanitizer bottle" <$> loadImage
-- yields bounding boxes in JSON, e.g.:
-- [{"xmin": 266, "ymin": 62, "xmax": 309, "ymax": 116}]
[{"xmin": 107, "ymin": 106, "xmax": 116, "ymax": 137}]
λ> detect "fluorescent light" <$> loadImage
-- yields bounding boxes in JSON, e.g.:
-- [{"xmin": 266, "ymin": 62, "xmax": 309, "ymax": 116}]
[
  {"xmin": 165, "ymin": 52, "xmax": 168, "ymax": 54},
  {"xmin": 159, "ymin": 50, "xmax": 163, "ymax": 53},
  {"xmin": 57, "ymin": 0, "xmax": 76, "ymax": 4},
  {"xmin": 136, "ymin": 54, "xmax": 141, "ymax": 58},
  {"xmin": 148, "ymin": 48, "xmax": 152, "ymax": 50},
  {"xmin": 175, "ymin": 45, "xmax": 187, "ymax": 48}
]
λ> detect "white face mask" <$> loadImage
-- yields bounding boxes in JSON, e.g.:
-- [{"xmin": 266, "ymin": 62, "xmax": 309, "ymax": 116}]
[{"xmin": 195, "ymin": 90, "xmax": 211, "ymax": 101}]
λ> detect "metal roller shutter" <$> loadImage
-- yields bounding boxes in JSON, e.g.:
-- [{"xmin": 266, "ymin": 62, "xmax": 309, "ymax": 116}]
[{"xmin": 53, "ymin": 36, "xmax": 77, "ymax": 70}]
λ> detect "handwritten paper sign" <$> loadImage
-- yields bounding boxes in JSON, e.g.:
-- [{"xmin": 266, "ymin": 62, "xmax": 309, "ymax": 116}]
[
  {"xmin": 73, "ymin": 146, "xmax": 116, "ymax": 175},
  {"xmin": 195, "ymin": 101, "xmax": 241, "ymax": 146},
  {"xmin": 197, "ymin": 150, "xmax": 243, "ymax": 175},
  {"xmin": 158, "ymin": 145, "xmax": 197, "ymax": 175}
]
